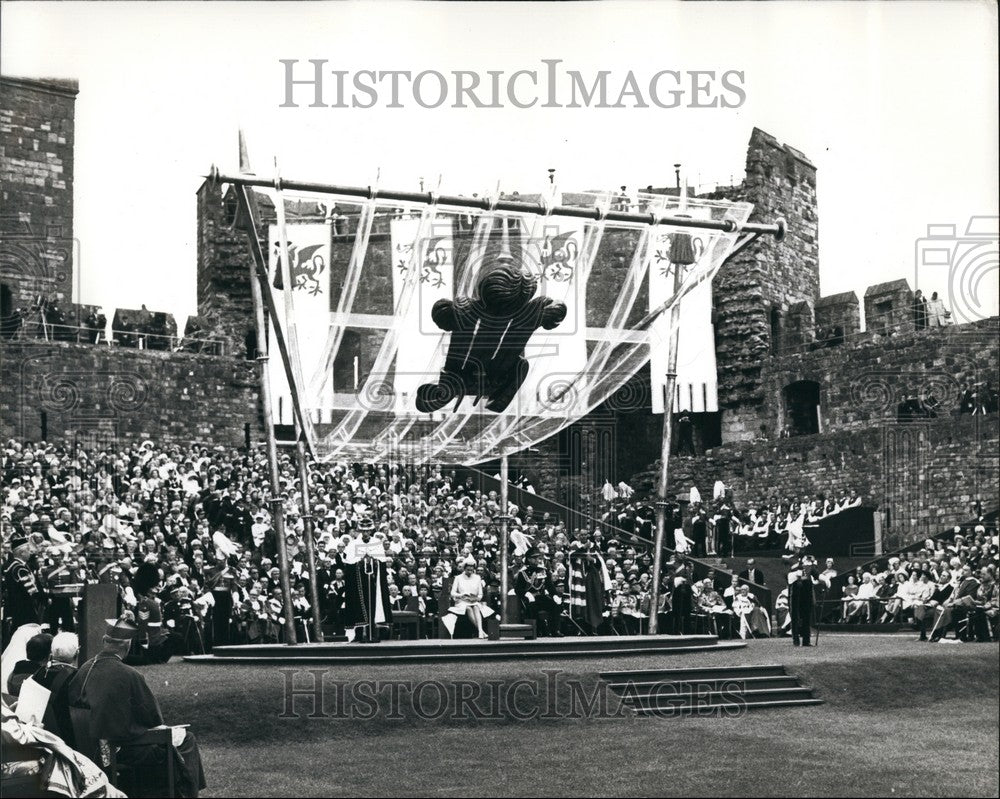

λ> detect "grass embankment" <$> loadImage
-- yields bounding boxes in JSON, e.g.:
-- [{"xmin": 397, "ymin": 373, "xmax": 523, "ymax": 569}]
[{"xmin": 147, "ymin": 636, "xmax": 998, "ymax": 797}]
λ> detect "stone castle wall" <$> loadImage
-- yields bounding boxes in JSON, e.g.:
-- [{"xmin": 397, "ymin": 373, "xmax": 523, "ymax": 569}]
[
  {"xmin": 0, "ymin": 339, "xmax": 260, "ymax": 448},
  {"xmin": 762, "ymin": 317, "xmax": 998, "ymax": 435},
  {"xmin": 703, "ymin": 128, "xmax": 820, "ymax": 442},
  {"xmin": 0, "ymin": 77, "xmax": 78, "ymax": 312}
]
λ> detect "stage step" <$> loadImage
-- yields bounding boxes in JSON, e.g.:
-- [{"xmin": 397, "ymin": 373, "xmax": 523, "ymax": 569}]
[
  {"xmin": 631, "ymin": 698, "xmax": 824, "ymax": 716},
  {"xmin": 184, "ymin": 635, "xmax": 746, "ymax": 665},
  {"xmin": 601, "ymin": 663, "xmax": 788, "ymax": 683},
  {"xmin": 815, "ymin": 623, "xmax": 910, "ymax": 633},
  {"xmin": 606, "ymin": 675, "xmax": 800, "ymax": 693},
  {"xmin": 498, "ymin": 623, "xmax": 536, "ymax": 640},
  {"xmin": 600, "ymin": 663, "xmax": 822, "ymax": 716}
]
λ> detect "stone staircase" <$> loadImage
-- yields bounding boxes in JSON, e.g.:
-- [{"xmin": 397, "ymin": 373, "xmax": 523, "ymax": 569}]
[{"xmin": 601, "ymin": 663, "xmax": 822, "ymax": 716}]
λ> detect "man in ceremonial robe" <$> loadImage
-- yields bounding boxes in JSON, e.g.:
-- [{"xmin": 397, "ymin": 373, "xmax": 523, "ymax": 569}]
[
  {"xmin": 341, "ymin": 523, "xmax": 392, "ymax": 643},
  {"xmin": 788, "ymin": 557, "xmax": 818, "ymax": 647},
  {"xmin": 68, "ymin": 618, "xmax": 206, "ymax": 797}
]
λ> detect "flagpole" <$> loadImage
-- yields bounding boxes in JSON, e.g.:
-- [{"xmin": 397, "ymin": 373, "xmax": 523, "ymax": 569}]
[
  {"xmin": 500, "ymin": 452, "xmax": 510, "ymax": 625},
  {"xmin": 648, "ymin": 252, "xmax": 686, "ymax": 636}
]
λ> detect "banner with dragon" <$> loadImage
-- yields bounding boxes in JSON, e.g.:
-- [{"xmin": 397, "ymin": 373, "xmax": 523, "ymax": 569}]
[{"xmin": 268, "ymin": 223, "xmax": 333, "ymax": 423}]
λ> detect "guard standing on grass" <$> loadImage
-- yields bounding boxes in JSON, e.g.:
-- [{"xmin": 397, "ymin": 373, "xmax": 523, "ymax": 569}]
[{"xmin": 788, "ymin": 556, "xmax": 819, "ymax": 647}]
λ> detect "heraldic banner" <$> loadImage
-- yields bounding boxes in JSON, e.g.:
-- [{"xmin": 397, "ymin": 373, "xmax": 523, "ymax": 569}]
[
  {"xmin": 648, "ymin": 209, "xmax": 719, "ymax": 415},
  {"xmin": 519, "ymin": 216, "xmax": 589, "ymax": 417},
  {"xmin": 268, "ymin": 222, "xmax": 334, "ymax": 423},
  {"xmin": 390, "ymin": 216, "xmax": 455, "ymax": 414}
]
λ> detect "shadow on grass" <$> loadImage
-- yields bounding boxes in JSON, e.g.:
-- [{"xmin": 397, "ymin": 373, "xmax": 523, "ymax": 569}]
[
  {"xmin": 155, "ymin": 646, "xmax": 999, "ymax": 746},
  {"xmin": 795, "ymin": 649, "xmax": 999, "ymax": 711}
]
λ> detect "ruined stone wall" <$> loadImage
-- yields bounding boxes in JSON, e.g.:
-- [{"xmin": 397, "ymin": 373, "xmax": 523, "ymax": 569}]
[
  {"xmin": 0, "ymin": 76, "xmax": 78, "ymax": 311},
  {"xmin": 761, "ymin": 317, "xmax": 998, "ymax": 435},
  {"xmin": 0, "ymin": 339, "xmax": 261, "ymax": 448},
  {"xmin": 195, "ymin": 181, "xmax": 255, "ymax": 356}
]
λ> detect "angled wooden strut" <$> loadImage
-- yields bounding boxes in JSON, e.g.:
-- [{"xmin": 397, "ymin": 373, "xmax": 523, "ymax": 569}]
[{"xmin": 234, "ymin": 183, "xmax": 317, "ymax": 457}]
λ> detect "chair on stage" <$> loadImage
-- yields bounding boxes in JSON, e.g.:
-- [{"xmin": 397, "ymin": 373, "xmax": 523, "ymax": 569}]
[
  {"xmin": 690, "ymin": 612, "xmax": 715, "ymax": 636},
  {"xmin": 390, "ymin": 610, "xmax": 420, "ymax": 640}
]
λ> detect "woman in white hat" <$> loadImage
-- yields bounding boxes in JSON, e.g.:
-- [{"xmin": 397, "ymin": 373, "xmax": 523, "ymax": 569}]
[{"xmin": 446, "ymin": 556, "xmax": 494, "ymax": 639}]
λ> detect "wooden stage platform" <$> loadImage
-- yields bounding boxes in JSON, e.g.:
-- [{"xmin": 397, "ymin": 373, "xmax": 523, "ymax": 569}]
[{"xmin": 184, "ymin": 634, "xmax": 744, "ymax": 666}]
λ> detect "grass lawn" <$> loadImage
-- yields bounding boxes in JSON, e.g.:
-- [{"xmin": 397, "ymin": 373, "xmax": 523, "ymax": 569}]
[{"xmin": 146, "ymin": 635, "xmax": 999, "ymax": 797}]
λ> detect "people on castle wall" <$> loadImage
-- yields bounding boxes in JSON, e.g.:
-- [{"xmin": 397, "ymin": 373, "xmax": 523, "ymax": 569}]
[
  {"xmin": 959, "ymin": 382, "xmax": 999, "ymax": 416},
  {"xmin": 809, "ymin": 324, "xmax": 846, "ymax": 350},
  {"xmin": 2, "ymin": 292, "xmax": 212, "ymax": 353},
  {"xmin": 913, "ymin": 289, "xmax": 929, "ymax": 329},
  {"xmin": 82, "ymin": 308, "xmax": 107, "ymax": 344},
  {"xmin": 925, "ymin": 291, "xmax": 952, "ymax": 327}
]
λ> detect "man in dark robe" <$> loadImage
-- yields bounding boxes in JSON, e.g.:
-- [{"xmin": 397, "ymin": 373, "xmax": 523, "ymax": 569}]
[
  {"xmin": 670, "ymin": 574, "xmax": 694, "ymax": 635},
  {"xmin": 690, "ymin": 512, "xmax": 708, "ymax": 558},
  {"xmin": 68, "ymin": 619, "xmax": 206, "ymax": 797},
  {"xmin": 788, "ymin": 558, "xmax": 819, "ymax": 646},
  {"xmin": 342, "ymin": 534, "xmax": 393, "ymax": 643}
]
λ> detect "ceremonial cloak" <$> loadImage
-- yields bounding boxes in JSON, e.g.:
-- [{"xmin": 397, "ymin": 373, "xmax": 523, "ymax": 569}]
[{"xmin": 342, "ymin": 557, "xmax": 393, "ymax": 631}]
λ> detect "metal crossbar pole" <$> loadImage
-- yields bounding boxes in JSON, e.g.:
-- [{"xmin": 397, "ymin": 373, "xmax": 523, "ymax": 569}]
[{"xmin": 210, "ymin": 172, "xmax": 785, "ymax": 239}]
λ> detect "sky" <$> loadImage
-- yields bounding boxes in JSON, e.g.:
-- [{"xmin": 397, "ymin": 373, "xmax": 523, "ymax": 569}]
[{"xmin": 2, "ymin": 0, "xmax": 998, "ymax": 323}]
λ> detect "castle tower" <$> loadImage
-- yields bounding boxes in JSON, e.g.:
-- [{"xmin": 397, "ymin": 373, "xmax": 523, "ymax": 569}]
[
  {"xmin": 0, "ymin": 76, "xmax": 79, "ymax": 318},
  {"xmin": 708, "ymin": 127, "xmax": 820, "ymax": 442},
  {"xmin": 195, "ymin": 179, "xmax": 256, "ymax": 357}
]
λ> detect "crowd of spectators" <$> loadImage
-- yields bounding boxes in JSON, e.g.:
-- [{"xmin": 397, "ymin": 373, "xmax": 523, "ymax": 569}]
[
  {"xmin": 0, "ymin": 298, "xmax": 104, "ymax": 344},
  {"xmin": 0, "ymin": 294, "xmax": 222, "ymax": 355},
  {"xmin": 3, "ymin": 437, "xmax": 713, "ymax": 652},
  {"xmin": 3, "ymin": 435, "xmax": 993, "ymax": 654},
  {"xmin": 1, "ymin": 436, "xmax": 797, "ymax": 652},
  {"xmin": 668, "ymin": 485, "xmax": 864, "ymax": 558},
  {"xmin": 827, "ymin": 523, "xmax": 999, "ymax": 641}
]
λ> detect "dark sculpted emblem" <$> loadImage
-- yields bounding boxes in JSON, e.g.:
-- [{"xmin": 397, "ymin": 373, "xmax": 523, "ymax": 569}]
[{"xmin": 415, "ymin": 258, "xmax": 567, "ymax": 414}]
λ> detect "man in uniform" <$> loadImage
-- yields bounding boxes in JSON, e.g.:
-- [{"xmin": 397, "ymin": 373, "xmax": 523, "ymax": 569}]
[{"xmin": 3, "ymin": 535, "xmax": 42, "ymax": 642}]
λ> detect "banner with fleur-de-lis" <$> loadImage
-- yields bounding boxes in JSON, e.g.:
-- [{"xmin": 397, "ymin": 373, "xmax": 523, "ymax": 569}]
[
  {"xmin": 648, "ymin": 209, "xmax": 719, "ymax": 414},
  {"xmin": 390, "ymin": 215, "xmax": 455, "ymax": 412},
  {"xmin": 518, "ymin": 217, "xmax": 589, "ymax": 415}
]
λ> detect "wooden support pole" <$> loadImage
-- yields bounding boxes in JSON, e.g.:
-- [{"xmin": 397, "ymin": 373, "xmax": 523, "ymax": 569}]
[
  {"xmin": 295, "ymin": 437, "xmax": 325, "ymax": 642},
  {"xmin": 246, "ymin": 216, "xmax": 298, "ymax": 646}
]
